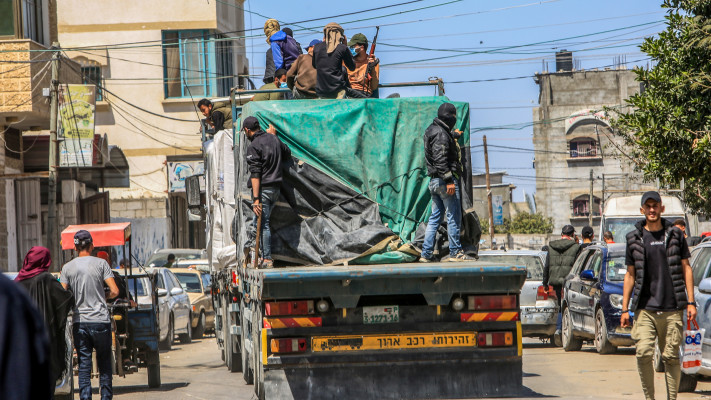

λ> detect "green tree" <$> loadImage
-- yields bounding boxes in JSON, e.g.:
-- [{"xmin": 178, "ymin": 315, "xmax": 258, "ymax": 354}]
[
  {"xmin": 508, "ymin": 212, "xmax": 553, "ymax": 234},
  {"xmin": 610, "ymin": 0, "xmax": 711, "ymax": 213}
]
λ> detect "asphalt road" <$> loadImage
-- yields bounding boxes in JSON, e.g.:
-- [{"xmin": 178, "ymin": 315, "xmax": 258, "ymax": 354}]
[{"xmin": 78, "ymin": 337, "xmax": 711, "ymax": 399}]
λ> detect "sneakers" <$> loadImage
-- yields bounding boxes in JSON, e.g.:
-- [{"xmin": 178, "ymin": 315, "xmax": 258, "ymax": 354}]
[
  {"xmin": 418, "ymin": 257, "xmax": 432, "ymax": 263},
  {"xmin": 261, "ymin": 259, "xmax": 274, "ymax": 269},
  {"xmin": 448, "ymin": 252, "xmax": 477, "ymax": 262}
]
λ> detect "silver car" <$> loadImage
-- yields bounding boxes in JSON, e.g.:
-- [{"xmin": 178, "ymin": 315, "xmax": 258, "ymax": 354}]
[
  {"xmin": 149, "ymin": 267, "xmax": 193, "ymax": 350},
  {"xmin": 146, "ymin": 248, "xmax": 207, "ymax": 268},
  {"xmin": 477, "ymin": 251, "xmax": 558, "ymax": 339}
]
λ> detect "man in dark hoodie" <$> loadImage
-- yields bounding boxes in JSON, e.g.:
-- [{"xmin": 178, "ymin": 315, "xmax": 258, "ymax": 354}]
[
  {"xmin": 420, "ymin": 103, "xmax": 475, "ymax": 262},
  {"xmin": 244, "ymin": 117, "xmax": 292, "ymax": 269},
  {"xmin": 542, "ymin": 224, "xmax": 580, "ymax": 345},
  {"xmin": 621, "ymin": 191, "xmax": 695, "ymax": 400}
]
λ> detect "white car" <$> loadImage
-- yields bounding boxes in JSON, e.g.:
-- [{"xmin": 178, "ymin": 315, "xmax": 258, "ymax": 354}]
[
  {"xmin": 149, "ymin": 267, "xmax": 193, "ymax": 350},
  {"xmin": 146, "ymin": 249, "xmax": 207, "ymax": 268},
  {"xmin": 477, "ymin": 251, "xmax": 558, "ymax": 340}
]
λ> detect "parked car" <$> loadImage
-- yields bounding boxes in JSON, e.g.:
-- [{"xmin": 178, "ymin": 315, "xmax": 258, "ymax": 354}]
[
  {"xmin": 146, "ymin": 249, "xmax": 206, "ymax": 268},
  {"xmin": 561, "ymin": 243, "xmax": 632, "ymax": 354},
  {"xmin": 149, "ymin": 267, "xmax": 192, "ymax": 349},
  {"xmin": 172, "ymin": 268, "xmax": 215, "ymax": 338},
  {"xmin": 173, "ymin": 258, "xmax": 210, "ymax": 274},
  {"xmin": 477, "ymin": 250, "xmax": 558, "ymax": 340}
]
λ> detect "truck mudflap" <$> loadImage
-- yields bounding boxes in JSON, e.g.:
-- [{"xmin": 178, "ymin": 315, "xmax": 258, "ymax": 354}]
[{"xmin": 263, "ymin": 355, "xmax": 522, "ymax": 400}]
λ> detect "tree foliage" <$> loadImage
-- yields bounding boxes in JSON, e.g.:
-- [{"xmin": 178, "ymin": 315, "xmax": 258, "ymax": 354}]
[
  {"xmin": 610, "ymin": 0, "xmax": 711, "ymax": 213},
  {"xmin": 480, "ymin": 212, "xmax": 553, "ymax": 235}
]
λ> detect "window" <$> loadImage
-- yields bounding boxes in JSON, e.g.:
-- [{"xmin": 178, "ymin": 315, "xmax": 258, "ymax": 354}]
[
  {"xmin": 215, "ymin": 35, "xmax": 234, "ymax": 97},
  {"xmin": 0, "ymin": 0, "xmax": 44, "ymax": 42},
  {"xmin": 201, "ymin": 273, "xmax": 211, "ymax": 290},
  {"xmin": 21, "ymin": 0, "xmax": 42, "ymax": 43},
  {"xmin": 163, "ymin": 30, "xmax": 215, "ymax": 98},
  {"xmin": 692, "ymin": 248, "xmax": 711, "ymax": 286},
  {"xmin": 155, "ymin": 274, "xmax": 165, "ymax": 289},
  {"xmin": 572, "ymin": 249, "xmax": 593, "ymax": 275},
  {"xmin": 81, "ymin": 66, "xmax": 103, "ymax": 101},
  {"xmin": 175, "ymin": 273, "xmax": 203, "ymax": 293},
  {"xmin": 572, "ymin": 195, "xmax": 601, "ymax": 217},
  {"xmin": 569, "ymin": 138, "xmax": 598, "ymax": 158},
  {"xmin": 584, "ymin": 251, "xmax": 603, "ymax": 278},
  {"xmin": 0, "ymin": 0, "xmax": 14, "ymax": 36}
]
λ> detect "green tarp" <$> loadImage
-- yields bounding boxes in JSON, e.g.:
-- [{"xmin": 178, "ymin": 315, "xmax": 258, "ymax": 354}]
[{"xmin": 240, "ymin": 97, "xmax": 470, "ymax": 244}]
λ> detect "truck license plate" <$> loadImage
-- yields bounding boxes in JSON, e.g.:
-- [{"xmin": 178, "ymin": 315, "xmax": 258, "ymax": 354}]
[
  {"xmin": 363, "ymin": 305, "xmax": 399, "ymax": 324},
  {"xmin": 312, "ymin": 332, "xmax": 477, "ymax": 352}
]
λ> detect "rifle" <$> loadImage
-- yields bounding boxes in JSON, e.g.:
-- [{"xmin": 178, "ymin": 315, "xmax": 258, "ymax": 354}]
[{"xmin": 365, "ymin": 26, "xmax": 380, "ymax": 95}]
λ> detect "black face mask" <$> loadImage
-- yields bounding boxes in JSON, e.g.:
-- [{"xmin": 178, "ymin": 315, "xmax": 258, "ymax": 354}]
[{"xmin": 437, "ymin": 103, "xmax": 457, "ymax": 130}]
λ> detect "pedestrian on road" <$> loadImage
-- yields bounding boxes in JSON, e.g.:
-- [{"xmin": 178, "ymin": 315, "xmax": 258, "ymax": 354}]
[
  {"xmin": 604, "ymin": 231, "xmax": 615, "ymax": 244},
  {"xmin": 578, "ymin": 226, "xmax": 594, "ymax": 253},
  {"xmin": 621, "ymin": 191, "xmax": 696, "ymax": 400},
  {"xmin": 243, "ymin": 117, "xmax": 292, "ymax": 268},
  {"xmin": 312, "ymin": 22, "xmax": 355, "ymax": 99},
  {"xmin": 287, "ymin": 39, "xmax": 320, "ymax": 99},
  {"xmin": 420, "ymin": 103, "xmax": 474, "ymax": 262},
  {"xmin": 673, "ymin": 219, "xmax": 688, "ymax": 239},
  {"xmin": 346, "ymin": 33, "xmax": 379, "ymax": 98},
  {"xmin": 0, "ymin": 273, "xmax": 51, "ymax": 400},
  {"xmin": 16, "ymin": 246, "xmax": 74, "ymax": 399},
  {"xmin": 253, "ymin": 69, "xmax": 288, "ymax": 101},
  {"xmin": 60, "ymin": 230, "xmax": 120, "ymax": 400},
  {"xmin": 542, "ymin": 224, "xmax": 581, "ymax": 346}
]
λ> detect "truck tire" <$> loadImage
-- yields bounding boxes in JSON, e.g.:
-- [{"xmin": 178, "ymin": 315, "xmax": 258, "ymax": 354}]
[
  {"xmin": 594, "ymin": 309, "xmax": 617, "ymax": 354},
  {"xmin": 194, "ymin": 311, "xmax": 206, "ymax": 339},
  {"xmin": 147, "ymin": 363, "xmax": 161, "ymax": 388},
  {"xmin": 562, "ymin": 307, "xmax": 582, "ymax": 351},
  {"xmin": 679, "ymin": 373, "xmax": 698, "ymax": 392},
  {"xmin": 179, "ymin": 318, "xmax": 192, "ymax": 344},
  {"xmin": 159, "ymin": 317, "xmax": 173, "ymax": 351}
]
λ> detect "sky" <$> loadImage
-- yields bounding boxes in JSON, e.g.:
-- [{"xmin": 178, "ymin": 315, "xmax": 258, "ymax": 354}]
[{"xmin": 240, "ymin": 0, "xmax": 668, "ymax": 202}]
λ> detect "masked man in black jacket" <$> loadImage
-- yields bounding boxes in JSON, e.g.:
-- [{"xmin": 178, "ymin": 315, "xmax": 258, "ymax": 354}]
[
  {"xmin": 420, "ymin": 103, "xmax": 475, "ymax": 262},
  {"xmin": 244, "ymin": 116, "xmax": 292, "ymax": 269}
]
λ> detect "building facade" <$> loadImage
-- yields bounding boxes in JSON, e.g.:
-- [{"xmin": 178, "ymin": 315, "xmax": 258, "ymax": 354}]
[
  {"xmin": 472, "ymin": 171, "xmax": 516, "ymax": 224},
  {"xmin": 56, "ymin": 0, "xmax": 248, "ymax": 262},
  {"xmin": 532, "ymin": 54, "xmax": 655, "ymax": 236}
]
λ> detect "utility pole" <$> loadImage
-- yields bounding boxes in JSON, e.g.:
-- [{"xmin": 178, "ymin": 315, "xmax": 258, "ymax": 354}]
[
  {"xmin": 48, "ymin": 43, "xmax": 60, "ymax": 270},
  {"xmin": 588, "ymin": 169, "xmax": 594, "ymax": 227},
  {"xmin": 483, "ymin": 136, "xmax": 494, "ymax": 248}
]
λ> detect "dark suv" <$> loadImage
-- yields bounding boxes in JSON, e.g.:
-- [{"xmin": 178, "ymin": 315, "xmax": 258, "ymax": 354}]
[{"xmin": 561, "ymin": 243, "xmax": 633, "ymax": 354}]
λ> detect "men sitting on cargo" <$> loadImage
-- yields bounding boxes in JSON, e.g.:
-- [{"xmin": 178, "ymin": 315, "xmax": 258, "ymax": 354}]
[
  {"xmin": 198, "ymin": 98, "xmax": 232, "ymax": 132},
  {"xmin": 287, "ymin": 39, "xmax": 321, "ymax": 99},
  {"xmin": 253, "ymin": 69, "xmax": 289, "ymax": 101},
  {"xmin": 243, "ymin": 116, "xmax": 292, "ymax": 268},
  {"xmin": 420, "ymin": 103, "xmax": 475, "ymax": 262},
  {"xmin": 346, "ymin": 33, "xmax": 379, "ymax": 98}
]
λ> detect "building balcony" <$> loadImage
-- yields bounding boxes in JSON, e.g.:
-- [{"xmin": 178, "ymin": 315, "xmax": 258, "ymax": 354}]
[{"xmin": 0, "ymin": 39, "xmax": 81, "ymax": 130}]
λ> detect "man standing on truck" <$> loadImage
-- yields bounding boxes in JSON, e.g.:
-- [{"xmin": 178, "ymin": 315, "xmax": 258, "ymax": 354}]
[
  {"xmin": 420, "ymin": 103, "xmax": 475, "ymax": 262},
  {"xmin": 312, "ymin": 22, "xmax": 356, "ymax": 99},
  {"xmin": 243, "ymin": 116, "xmax": 292, "ymax": 268},
  {"xmin": 198, "ymin": 98, "xmax": 232, "ymax": 132},
  {"xmin": 621, "ymin": 191, "xmax": 696, "ymax": 400},
  {"xmin": 60, "ymin": 230, "xmax": 120, "ymax": 400},
  {"xmin": 542, "ymin": 224, "xmax": 580, "ymax": 346}
]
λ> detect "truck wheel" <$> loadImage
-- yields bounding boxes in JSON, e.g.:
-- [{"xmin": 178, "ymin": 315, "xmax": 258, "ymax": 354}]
[
  {"xmin": 562, "ymin": 307, "xmax": 582, "ymax": 351},
  {"xmin": 653, "ymin": 340, "xmax": 665, "ymax": 372},
  {"xmin": 594, "ymin": 309, "xmax": 617, "ymax": 354},
  {"xmin": 159, "ymin": 317, "xmax": 173, "ymax": 351},
  {"xmin": 179, "ymin": 319, "xmax": 192, "ymax": 344},
  {"xmin": 194, "ymin": 311, "xmax": 206, "ymax": 339},
  {"xmin": 679, "ymin": 373, "xmax": 698, "ymax": 392},
  {"xmin": 147, "ymin": 363, "xmax": 161, "ymax": 388}
]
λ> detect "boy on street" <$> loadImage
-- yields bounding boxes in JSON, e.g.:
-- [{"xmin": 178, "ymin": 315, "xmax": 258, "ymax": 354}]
[{"xmin": 621, "ymin": 191, "xmax": 696, "ymax": 400}]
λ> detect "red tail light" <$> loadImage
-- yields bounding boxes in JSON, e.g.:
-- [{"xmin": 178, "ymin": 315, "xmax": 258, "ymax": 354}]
[
  {"xmin": 270, "ymin": 338, "xmax": 308, "ymax": 354},
  {"xmin": 468, "ymin": 295, "xmax": 517, "ymax": 311},
  {"xmin": 477, "ymin": 331, "xmax": 514, "ymax": 347},
  {"xmin": 231, "ymin": 271, "xmax": 238, "ymax": 286},
  {"xmin": 265, "ymin": 300, "xmax": 315, "ymax": 316},
  {"xmin": 536, "ymin": 286, "xmax": 557, "ymax": 301}
]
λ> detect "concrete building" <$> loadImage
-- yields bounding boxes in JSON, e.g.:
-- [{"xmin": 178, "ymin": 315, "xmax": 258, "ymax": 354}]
[
  {"xmin": 472, "ymin": 171, "xmax": 516, "ymax": 224},
  {"xmin": 56, "ymin": 0, "xmax": 248, "ymax": 261},
  {"xmin": 532, "ymin": 51, "xmax": 655, "ymax": 236}
]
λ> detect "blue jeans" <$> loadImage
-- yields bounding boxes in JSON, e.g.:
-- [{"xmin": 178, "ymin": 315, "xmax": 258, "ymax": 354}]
[
  {"xmin": 250, "ymin": 186, "xmax": 280, "ymax": 260},
  {"xmin": 421, "ymin": 178, "xmax": 462, "ymax": 259},
  {"xmin": 74, "ymin": 322, "xmax": 112, "ymax": 400}
]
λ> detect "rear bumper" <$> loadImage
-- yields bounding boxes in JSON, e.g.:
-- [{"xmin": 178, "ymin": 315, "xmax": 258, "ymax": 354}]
[
  {"xmin": 520, "ymin": 306, "xmax": 557, "ymax": 337},
  {"xmin": 265, "ymin": 351, "xmax": 522, "ymax": 400}
]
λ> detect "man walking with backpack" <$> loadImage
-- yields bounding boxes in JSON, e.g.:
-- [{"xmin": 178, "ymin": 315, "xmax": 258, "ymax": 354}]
[{"xmin": 621, "ymin": 191, "xmax": 696, "ymax": 400}]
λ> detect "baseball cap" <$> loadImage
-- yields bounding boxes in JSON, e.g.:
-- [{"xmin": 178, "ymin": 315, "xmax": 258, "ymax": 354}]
[
  {"xmin": 581, "ymin": 226, "xmax": 594, "ymax": 238},
  {"xmin": 347, "ymin": 33, "xmax": 368, "ymax": 47},
  {"xmin": 241, "ymin": 116, "xmax": 260, "ymax": 132},
  {"xmin": 641, "ymin": 191, "xmax": 662, "ymax": 206},
  {"xmin": 74, "ymin": 230, "xmax": 93, "ymax": 245},
  {"xmin": 562, "ymin": 225, "xmax": 575, "ymax": 236},
  {"xmin": 305, "ymin": 39, "xmax": 321, "ymax": 51}
]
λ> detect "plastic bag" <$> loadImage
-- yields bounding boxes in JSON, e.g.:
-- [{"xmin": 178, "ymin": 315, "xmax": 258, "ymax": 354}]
[{"xmin": 681, "ymin": 319, "xmax": 705, "ymax": 374}]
